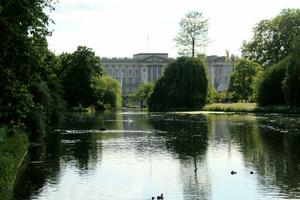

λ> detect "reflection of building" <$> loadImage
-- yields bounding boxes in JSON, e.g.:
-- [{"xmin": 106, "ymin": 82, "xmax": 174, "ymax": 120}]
[
  {"xmin": 101, "ymin": 54, "xmax": 233, "ymax": 97},
  {"xmin": 101, "ymin": 53, "xmax": 172, "ymax": 96},
  {"xmin": 207, "ymin": 56, "xmax": 233, "ymax": 91}
]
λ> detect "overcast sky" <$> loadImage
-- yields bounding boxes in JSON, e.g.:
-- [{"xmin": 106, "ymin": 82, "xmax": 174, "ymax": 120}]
[{"xmin": 47, "ymin": 0, "xmax": 300, "ymax": 58}]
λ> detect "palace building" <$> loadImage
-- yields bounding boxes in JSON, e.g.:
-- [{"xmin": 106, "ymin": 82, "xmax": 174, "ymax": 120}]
[{"xmin": 101, "ymin": 53, "xmax": 233, "ymax": 97}]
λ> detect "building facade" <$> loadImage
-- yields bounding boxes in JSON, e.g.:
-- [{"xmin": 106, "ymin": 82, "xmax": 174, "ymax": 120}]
[
  {"xmin": 206, "ymin": 56, "xmax": 233, "ymax": 91},
  {"xmin": 101, "ymin": 53, "xmax": 172, "ymax": 96},
  {"xmin": 101, "ymin": 53, "xmax": 233, "ymax": 97}
]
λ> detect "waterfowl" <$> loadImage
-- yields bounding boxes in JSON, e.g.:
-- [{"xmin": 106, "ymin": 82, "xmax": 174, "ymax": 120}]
[
  {"xmin": 99, "ymin": 128, "xmax": 106, "ymax": 131},
  {"xmin": 250, "ymin": 171, "xmax": 254, "ymax": 174},
  {"xmin": 157, "ymin": 194, "xmax": 163, "ymax": 200},
  {"xmin": 231, "ymin": 171, "xmax": 237, "ymax": 175}
]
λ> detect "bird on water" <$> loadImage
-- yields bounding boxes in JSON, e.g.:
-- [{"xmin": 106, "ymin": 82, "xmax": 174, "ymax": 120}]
[
  {"xmin": 231, "ymin": 171, "xmax": 237, "ymax": 175},
  {"xmin": 157, "ymin": 194, "xmax": 164, "ymax": 200}
]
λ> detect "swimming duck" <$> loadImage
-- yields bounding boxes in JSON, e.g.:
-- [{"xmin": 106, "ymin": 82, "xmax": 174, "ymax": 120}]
[
  {"xmin": 231, "ymin": 171, "xmax": 237, "ymax": 175},
  {"xmin": 250, "ymin": 171, "xmax": 254, "ymax": 174},
  {"xmin": 157, "ymin": 194, "xmax": 163, "ymax": 200}
]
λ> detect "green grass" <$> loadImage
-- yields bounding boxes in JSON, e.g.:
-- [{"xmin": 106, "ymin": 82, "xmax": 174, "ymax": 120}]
[
  {"xmin": 0, "ymin": 128, "xmax": 29, "ymax": 200},
  {"xmin": 203, "ymin": 103, "xmax": 300, "ymax": 114}
]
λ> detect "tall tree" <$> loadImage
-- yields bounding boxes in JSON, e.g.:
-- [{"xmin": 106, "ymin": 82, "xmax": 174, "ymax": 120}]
[
  {"xmin": 60, "ymin": 46, "xmax": 103, "ymax": 107},
  {"xmin": 242, "ymin": 9, "xmax": 300, "ymax": 67},
  {"xmin": 0, "ymin": 0, "xmax": 57, "ymax": 125},
  {"xmin": 174, "ymin": 11, "xmax": 209, "ymax": 58}
]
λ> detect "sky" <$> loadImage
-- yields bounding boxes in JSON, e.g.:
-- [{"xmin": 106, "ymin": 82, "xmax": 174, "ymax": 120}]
[{"xmin": 47, "ymin": 0, "xmax": 300, "ymax": 58}]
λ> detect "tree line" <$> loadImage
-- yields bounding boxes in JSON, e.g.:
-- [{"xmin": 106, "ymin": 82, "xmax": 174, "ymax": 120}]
[
  {"xmin": 145, "ymin": 9, "xmax": 300, "ymax": 111},
  {"xmin": 0, "ymin": 0, "xmax": 121, "ymax": 140}
]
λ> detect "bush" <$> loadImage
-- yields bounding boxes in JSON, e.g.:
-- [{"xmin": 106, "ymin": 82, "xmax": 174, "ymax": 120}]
[
  {"xmin": 256, "ymin": 57, "xmax": 287, "ymax": 106},
  {"xmin": 149, "ymin": 57, "xmax": 208, "ymax": 111}
]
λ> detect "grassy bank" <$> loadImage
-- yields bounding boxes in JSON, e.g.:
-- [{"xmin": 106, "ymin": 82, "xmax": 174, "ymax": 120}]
[
  {"xmin": 203, "ymin": 103, "xmax": 300, "ymax": 114},
  {"xmin": 0, "ymin": 128, "xmax": 29, "ymax": 200}
]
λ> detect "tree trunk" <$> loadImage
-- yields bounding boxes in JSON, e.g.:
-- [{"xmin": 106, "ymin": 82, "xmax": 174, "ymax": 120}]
[{"xmin": 192, "ymin": 38, "xmax": 195, "ymax": 58}]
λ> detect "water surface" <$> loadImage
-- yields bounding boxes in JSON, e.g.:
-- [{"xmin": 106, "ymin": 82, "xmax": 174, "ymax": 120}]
[{"xmin": 13, "ymin": 111, "xmax": 300, "ymax": 200}]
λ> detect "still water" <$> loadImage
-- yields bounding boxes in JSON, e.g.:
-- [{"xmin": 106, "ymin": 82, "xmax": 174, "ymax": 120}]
[{"xmin": 13, "ymin": 111, "xmax": 300, "ymax": 200}]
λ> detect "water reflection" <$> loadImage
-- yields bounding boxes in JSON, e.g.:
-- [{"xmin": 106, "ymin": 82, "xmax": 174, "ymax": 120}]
[
  {"xmin": 12, "ymin": 111, "xmax": 300, "ymax": 200},
  {"xmin": 149, "ymin": 114, "xmax": 211, "ymax": 200}
]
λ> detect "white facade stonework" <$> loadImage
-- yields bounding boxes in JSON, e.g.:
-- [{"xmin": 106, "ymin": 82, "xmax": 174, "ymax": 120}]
[
  {"xmin": 101, "ymin": 53, "xmax": 171, "ymax": 96},
  {"xmin": 206, "ymin": 56, "xmax": 233, "ymax": 91},
  {"xmin": 101, "ymin": 53, "xmax": 233, "ymax": 97}
]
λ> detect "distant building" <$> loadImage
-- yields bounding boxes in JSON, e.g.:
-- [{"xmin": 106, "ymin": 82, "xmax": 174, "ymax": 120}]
[
  {"xmin": 206, "ymin": 56, "xmax": 233, "ymax": 91},
  {"xmin": 101, "ymin": 53, "xmax": 173, "ymax": 96},
  {"xmin": 101, "ymin": 53, "xmax": 233, "ymax": 97}
]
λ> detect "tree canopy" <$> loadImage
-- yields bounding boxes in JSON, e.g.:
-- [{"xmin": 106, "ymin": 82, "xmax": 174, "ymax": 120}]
[
  {"xmin": 60, "ymin": 46, "xmax": 103, "ymax": 108},
  {"xmin": 129, "ymin": 83, "xmax": 154, "ymax": 107},
  {"xmin": 149, "ymin": 57, "xmax": 208, "ymax": 111},
  {"xmin": 174, "ymin": 11, "xmax": 209, "ymax": 58},
  {"xmin": 227, "ymin": 59, "xmax": 262, "ymax": 102},
  {"xmin": 0, "ymin": 0, "xmax": 64, "ymax": 128},
  {"xmin": 242, "ymin": 9, "xmax": 300, "ymax": 67}
]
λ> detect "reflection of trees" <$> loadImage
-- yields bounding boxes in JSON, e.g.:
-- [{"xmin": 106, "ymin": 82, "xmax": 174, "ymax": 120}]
[
  {"xmin": 217, "ymin": 114, "xmax": 300, "ymax": 199},
  {"xmin": 13, "ymin": 112, "xmax": 111, "ymax": 199},
  {"xmin": 149, "ymin": 113, "xmax": 211, "ymax": 200}
]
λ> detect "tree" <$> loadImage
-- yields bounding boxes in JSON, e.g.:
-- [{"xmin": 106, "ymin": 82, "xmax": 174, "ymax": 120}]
[
  {"xmin": 242, "ymin": 9, "xmax": 300, "ymax": 67},
  {"xmin": 227, "ymin": 59, "xmax": 262, "ymax": 102},
  {"xmin": 91, "ymin": 76, "xmax": 122, "ymax": 110},
  {"xmin": 149, "ymin": 57, "xmax": 208, "ymax": 111},
  {"xmin": 60, "ymin": 46, "xmax": 104, "ymax": 108},
  {"xmin": 129, "ymin": 83, "xmax": 154, "ymax": 108},
  {"xmin": 174, "ymin": 11, "xmax": 209, "ymax": 58},
  {"xmin": 256, "ymin": 57, "xmax": 287, "ymax": 106},
  {"xmin": 282, "ymin": 36, "xmax": 300, "ymax": 107},
  {"xmin": 0, "ymin": 0, "xmax": 60, "ymax": 126},
  {"xmin": 256, "ymin": 35, "xmax": 300, "ymax": 107}
]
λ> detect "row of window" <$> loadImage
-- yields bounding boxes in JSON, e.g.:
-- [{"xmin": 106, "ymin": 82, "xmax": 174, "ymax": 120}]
[
  {"xmin": 104, "ymin": 64, "xmax": 138, "ymax": 69},
  {"xmin": 107, "ymin": 69, "xmax": 140, "ymax": 77}
]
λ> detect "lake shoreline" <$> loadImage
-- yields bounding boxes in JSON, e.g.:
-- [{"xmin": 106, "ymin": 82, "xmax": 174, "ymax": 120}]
[
  {"xmin": 0, "ymin": 131, "xmax": 29, "ymax": 200},
  {"xmin": 203, "ymin": 103, "xmax": 300, "ymax": 114}
]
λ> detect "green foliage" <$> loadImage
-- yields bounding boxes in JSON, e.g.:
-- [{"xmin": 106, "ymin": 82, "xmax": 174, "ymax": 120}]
[
  {"xmin": 282, "ymin": 36, "xmax": 300, "ymax": 107},
  {"xmin": 91, "ymin": 75, "xmax": 122, "ymax": 110},
  {"xmin": 227, "ymin": 59, "xmax": 262, "ymax": 102},
  {"xmin": 174, "ymin": 11, "xmax": 209, "ymax": 58},
  {"xmin": 242, "ymin": 9, "xmax": 300, "ymax": 67},
  {"xmin": 256, "ymin": 57, "xmax": 287, "ymax": 106},
  {"xmin": 0, "ymin": 131, "xmax": 29, "ymax": 200},
  {"xmin": 204, "ymin": 103, "xmax": 257, "ymax": 112},
  {"xmin": 129, "ymin": 83, "xmax": 154, "ymax": 107},
  {"xmin": 149, "ymin": 57, "xmax": 208, "ymax": 111},
  {"xmin": 60, "ymin": 46, "xmax": 104, "ymax": 108},
  {"xmin": 0, "ymin": 0, "xmax": 66, "ymax": 135}
]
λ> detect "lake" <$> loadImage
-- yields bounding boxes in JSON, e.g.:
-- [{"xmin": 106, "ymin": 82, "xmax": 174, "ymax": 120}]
[{"xmin": 12, "ymin": 110, "xmax": 300, "ymax": 200}]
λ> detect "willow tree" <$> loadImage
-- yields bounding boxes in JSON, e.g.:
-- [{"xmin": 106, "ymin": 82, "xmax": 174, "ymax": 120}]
[
  {"xmin": 174, "ymin": 11, "xmax": 209, "ymax": 58},
  {"xmin": 148, "ymin": 57, "xmax": 208, "ymax": 111}
]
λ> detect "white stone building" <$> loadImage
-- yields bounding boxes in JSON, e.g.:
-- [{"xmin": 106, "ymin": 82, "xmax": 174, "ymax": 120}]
[
  {"xmin": 101, "ymin": 53, "xmax": 172, "ymax": 96},
  {"xmin": 206, "ymin": 56, "xmax": 233, "ymax": 91},
  {"xmin": 101, "ymin": 53, "xmax": 233, "ymax": 97}
]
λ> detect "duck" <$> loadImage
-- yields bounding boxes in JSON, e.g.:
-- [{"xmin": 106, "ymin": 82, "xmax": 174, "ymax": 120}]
[
  {"xmin": 157, "ymin": 194, "xmax": 163, "ymax": 200},
  {"xmin": 250, "ymin": 171, "xmax": 254, "ymax": 174},
  {"xmin": 231, "ymin": 171, "xmax": 237, "ymax": 175},
  {"xmin": 99, "ymin": 128, "xmax": 106, "ymax": 131}
]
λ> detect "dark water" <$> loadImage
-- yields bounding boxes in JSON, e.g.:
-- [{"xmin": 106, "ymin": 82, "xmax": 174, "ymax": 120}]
[{"xmin": 12, "ymin": 111, "xmax": 300, "ymax": 200}]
